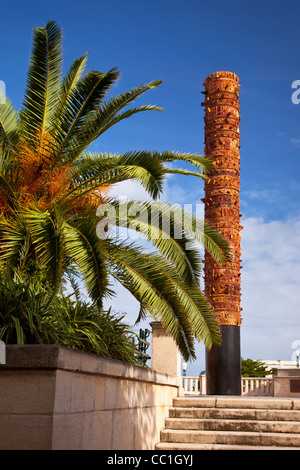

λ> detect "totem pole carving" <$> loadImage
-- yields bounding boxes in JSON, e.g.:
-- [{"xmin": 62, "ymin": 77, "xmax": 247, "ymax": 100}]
[
  {"xmin": 202, "ymin": 71, "xmax": 242, "ymax": 395},
  {"xmin": 203, "ymin": 71, "xmax": 242, "ymax": 328}
]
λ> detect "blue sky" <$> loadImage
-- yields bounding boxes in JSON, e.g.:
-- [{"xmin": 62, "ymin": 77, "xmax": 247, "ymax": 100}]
[{"xmin": 1, "ymin": 0, "xmax": 300, "ymax": 374}]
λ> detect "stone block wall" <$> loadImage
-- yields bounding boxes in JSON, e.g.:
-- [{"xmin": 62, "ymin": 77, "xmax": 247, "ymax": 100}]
[{"xmin": 0, "ymin": 345, "xmax": 179, "ymax": 450}]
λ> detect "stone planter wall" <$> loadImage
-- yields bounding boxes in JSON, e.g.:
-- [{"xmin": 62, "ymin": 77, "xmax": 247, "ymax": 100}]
[
  {"xmin": 0, "ymin": 345, "xmax": 179, "ymax": 450},
  {"xmin": 273, "ymin": 369, "xmax": 300, "ymax": 398}
]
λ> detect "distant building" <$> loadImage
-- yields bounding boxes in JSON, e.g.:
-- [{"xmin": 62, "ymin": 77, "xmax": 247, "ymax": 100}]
[{"xmin": 264, "ymin": 360, "xmax": 299, "ymax": 375}]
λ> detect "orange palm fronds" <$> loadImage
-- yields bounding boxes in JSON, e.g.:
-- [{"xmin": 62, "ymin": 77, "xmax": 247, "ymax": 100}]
[{"xmin": 0, "ymin": 130, "xmax": 110, "ymax": 216}]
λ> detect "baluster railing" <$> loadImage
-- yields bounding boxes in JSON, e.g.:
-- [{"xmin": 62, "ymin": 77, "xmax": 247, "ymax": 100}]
[
  {"xmin": 181, "ymin": 376, "xmax": 274, "ymax": 396},
  {"xmin": 241, "ymin": 377, "xmax": 274, "ymax": 396},
  {"xmin": 182, "ymin": 376, "xmax": 206, "ymax": 395}
]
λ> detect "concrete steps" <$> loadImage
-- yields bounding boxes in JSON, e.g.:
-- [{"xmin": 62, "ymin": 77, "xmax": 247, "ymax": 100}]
[{"xmin": 156, "ymin": 396, "xmax": 300, "ymax": 450}]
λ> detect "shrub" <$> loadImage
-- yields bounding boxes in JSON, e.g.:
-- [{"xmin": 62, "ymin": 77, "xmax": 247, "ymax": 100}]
[{"xmin": 0, "ymin": 269, "xmax": 142, "ymax": 365}]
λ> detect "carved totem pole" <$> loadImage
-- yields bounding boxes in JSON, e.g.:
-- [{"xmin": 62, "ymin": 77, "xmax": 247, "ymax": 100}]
[{"xmin": 202, "ymin": 72, "xmax": 242, "ymax": 395}]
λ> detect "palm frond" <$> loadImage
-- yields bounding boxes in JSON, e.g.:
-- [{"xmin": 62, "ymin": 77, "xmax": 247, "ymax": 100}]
[
  {"xmin": 156, "ymin": 151, "xmax": 214, "ymax": 171},
  {"xmin": 106, "ymin": 199, "xmax": 203, "ymax": 285},
  {"xmin": 64, "ymin": 266, "xmax": 82, "ymax": 301},
  {"xmin": 20, "ymin": 20, "xmax": 63, "ymax": 139},
  {"xmin": 69, "ymin": 80, "xmax": 163, "ymax": 159},
  {"xmin": 69, "ymin": 150, "xmax": 211, "ymax": 205},
  {"xmin": 70, "ymin": 150, "xmax": 166, "ymax": 200},
  {"xmin": 104, "ymin": 240, "xmax": 221, "ymax": 360},
  {"xmin": 154, "ymin": 151, "xmax": 215, "ymax": 180},
  {"xmin": 64, "ymin": 213, "xmax": 110, "ymax": 304},
  {"xmin": 0, "ymin": 96, "xmax": 19, "ymax": 150},
  {"xmin": 19, "ymin": 206, "xmax": 66, "ymax": 289},
  {"xmin": 0, "ymin": 216, "xmax": 29, "ymax": 268},
  {"xmin": 160, "ymin": 201, "xmax": 232, "ymax": 265},
  {"xmin": 51, "ymin": 52, "xmax": 88, "ymax": 136},
  {"xmin": 52, "ymin": 68, "xmax": 120, "ymax": 165},
  {"xmin": 104, "ymin": 241, "xmax": 196, "ymax": 360},
  {"xmin": 108, "ymin": 199, "xmax": 231, "ymax": 268},
  {"xmin": 0, "ymin": 165, "xmax": 18, "ymax": 209}
]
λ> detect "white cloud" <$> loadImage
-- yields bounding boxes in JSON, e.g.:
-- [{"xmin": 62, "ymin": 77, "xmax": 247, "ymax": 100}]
[
  {"xmin": 108, "ymin": 179, "xmax": 152, "ymax": 202},
  {"xmin": 103, "ymin": 279, "xmax": 146, "ymax": 331},
  {"xmin": 241, "ymin": 189, "xmax": 279, "ymax": 204},
  {"xmin": 291, "ymin": 138, "xmax": 300, "ymax": 148},
  {"xmin": 100, "ymin": 172, "xmax": 300, "ymax": 373},
  {"xmin": 240, "ymin": 216, "xmax": 300, "ymax": 362},
  {"xmin": 185, "ymin": 215, "xmax": 300, "ymax": 375},
  {"xmin": 102, "ymin": 177, "xmax": 300, "ymax": 373}
]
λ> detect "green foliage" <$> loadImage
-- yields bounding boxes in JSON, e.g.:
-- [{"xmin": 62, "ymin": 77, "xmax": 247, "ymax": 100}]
[
  {"xmin": 0, "ymin": 20, "xmax": 233, "ymax": 361},
  {"xmin": 44, "ymin": 299, "xmax": 141, "ymax": 364},
  {"xmin": 241, "ymin": 358, "xmax": 271, "ymax": 377},
  {"xmin": 0, "ymin": 268, "xmax": 142, "ymax": 365}
]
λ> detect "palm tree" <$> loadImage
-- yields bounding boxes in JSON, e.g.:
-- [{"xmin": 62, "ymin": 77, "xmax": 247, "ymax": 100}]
[{"xmin": 0, "ymin": 20, "xmax": 231, "ymax": 360}]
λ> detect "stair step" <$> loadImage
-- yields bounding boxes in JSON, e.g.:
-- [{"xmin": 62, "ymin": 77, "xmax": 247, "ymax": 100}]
[
  {"xmin": 169, "ymin": 406, "xmax": 300, "ymax": 421},
  {"xmin": 173, "ymin": 396, "xmax": 300, "ymax": 410},
  {"xmin": 156, "ymin": 442, "xmax": 300, "ymax": 451},
  {"xmin": 159, "ymin": 429, "xmax": 300, "ymax": 447},
  {"xmin": 165, "ymin": 417, "xmax": 300, "ymax": 433},
  {"xmin": 156, "ymin": 396, "xmax": 300, "ymax": 450}
]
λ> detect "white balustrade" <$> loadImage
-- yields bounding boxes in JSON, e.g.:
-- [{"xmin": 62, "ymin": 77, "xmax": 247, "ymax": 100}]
[
  {"xmin": 241, "ymin": 377, "xmax": 274, "ymax": 396},
  {"xmin": 181, "ymin": 376, "xmax": 274, "ymax": 396},
  {"xmin": 182, "ymin": 376, "xmax": 206, "ymax": 395}
]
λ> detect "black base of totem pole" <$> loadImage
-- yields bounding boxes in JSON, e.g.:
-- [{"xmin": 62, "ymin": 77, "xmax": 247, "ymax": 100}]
[{"xmin": 206, "ymin": 325, "xmax": 241, "ymax": 395}]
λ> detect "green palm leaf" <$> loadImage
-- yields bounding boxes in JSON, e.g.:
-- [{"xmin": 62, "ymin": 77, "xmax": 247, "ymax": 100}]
[
  {"xmin": 51, "ymin": 53, "xmax": 88, "ymax": 136},
  {"xmin": 104, "ymin": 241, "xmax": 220, "ymax": 360},
  {"xmin": 71, "ymin": 80, "xmax": 163, "ymax": 158},
  {"xmin": 108, "ymin": 199, "xmax": 231, "ymax": 268},
  {"xmin": 20, "ymin": 20, "xmax": 63, "ymax": 139},
  {"xmin": 19, "ymin": 207, "xmax": 66, "ymax": 289},
  {"xmin": 52, "ymin": 68, "xmax": 120, "ymax": 164},
  {"xmin": 64, "ymin": 214, "xmax": 110, "ymax": 304},
  {"xmin": 0, "ymin": 215, "xmax": 31, "ymax": 272},
  {"xmin": 70, "ymin": 150, "xmax": 166, "ymax": 200},
  {"xmin": 0, "ymin": 96, "xmax": 19, "ymax": 150},
  {"xmin": 105, "ymin": 199, "xmax": 203, "ymax": 285}
]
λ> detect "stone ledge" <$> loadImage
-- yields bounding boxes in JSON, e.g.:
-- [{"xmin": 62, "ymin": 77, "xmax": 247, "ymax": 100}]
[
  {"xmin": 0, "ymin": 344, "xmax": 178, "ymax": 387},
  {"xmin": 173, "ymin": 395, "xmax": 300, "ymax": 409},
  {"xmin": 277, "ymin": 369, "xmax": 300, "ymax": 377}
]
